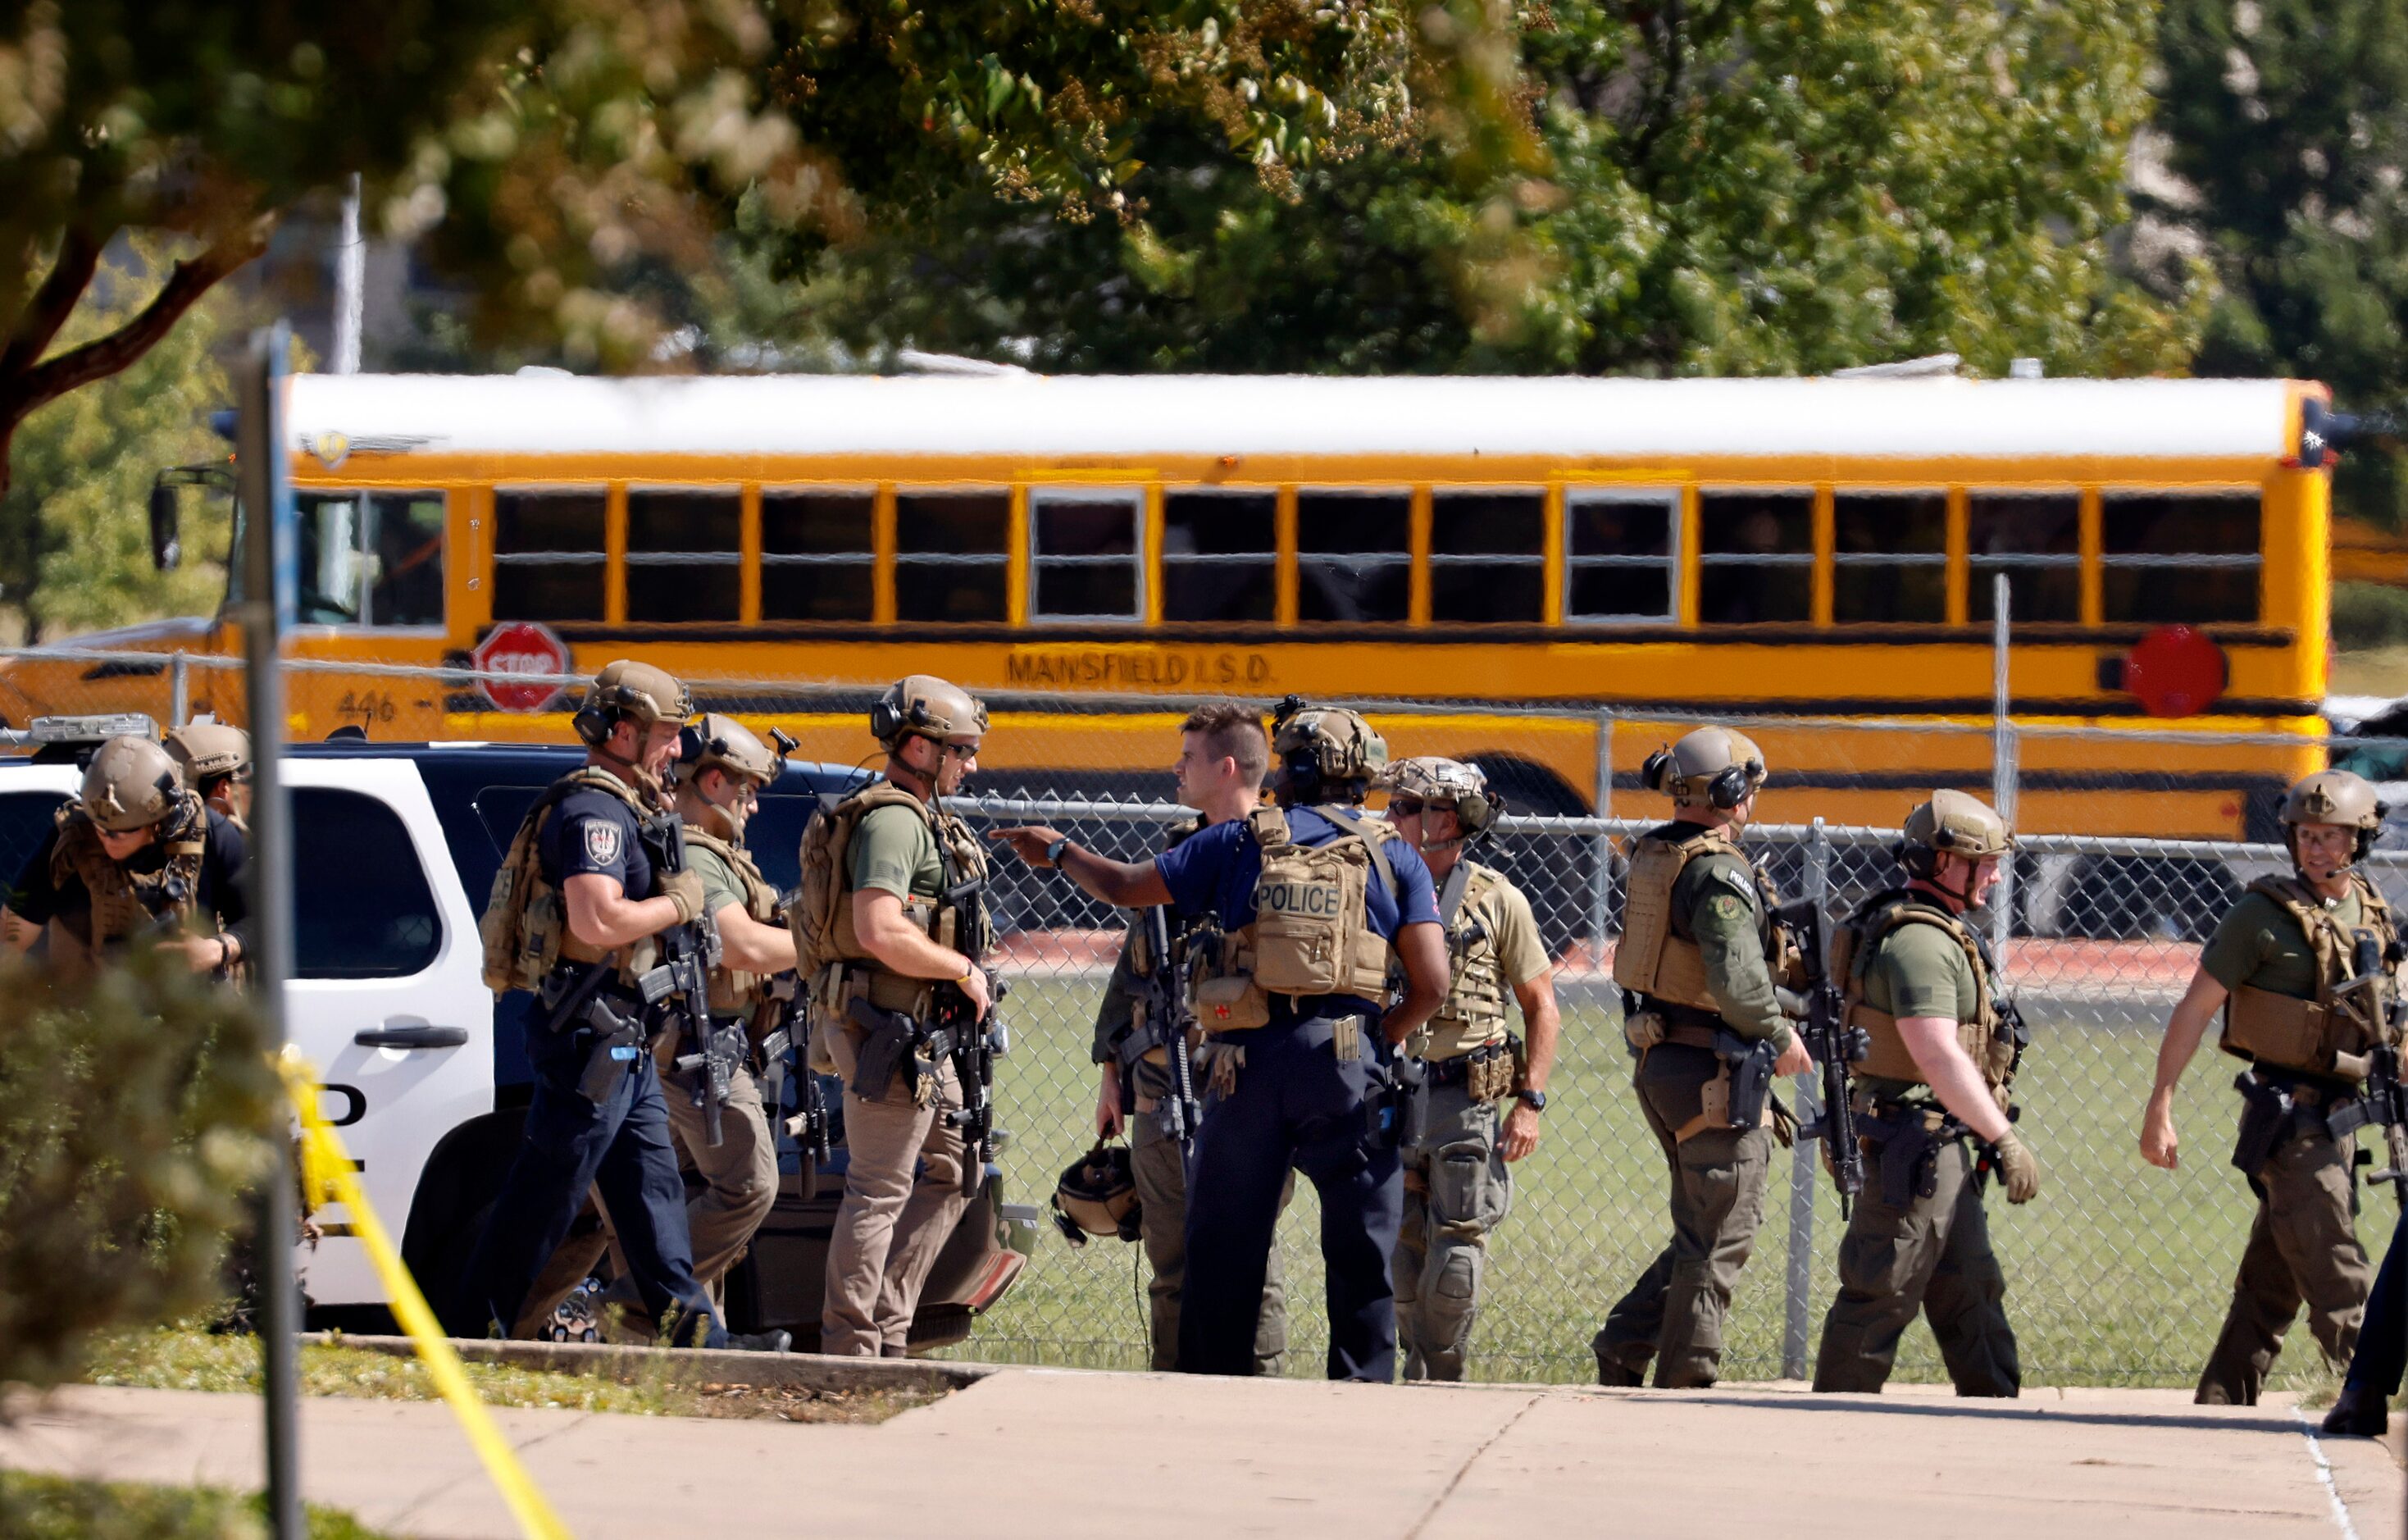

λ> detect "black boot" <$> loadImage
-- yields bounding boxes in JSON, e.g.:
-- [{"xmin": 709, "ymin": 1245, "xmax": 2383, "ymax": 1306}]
[
  {"xmin": 2321, "ymin": 1383, "xmax": 2389, "ymax": 1437},
  {"xmin": 726, "ymin": 1329, "xmax": 792, "ymax": 1354}
]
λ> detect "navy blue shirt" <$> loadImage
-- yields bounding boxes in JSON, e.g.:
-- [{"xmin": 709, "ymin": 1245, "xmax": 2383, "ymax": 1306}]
[
  {"xmin": 1155, "ymin": 805, "xmax": 1441, "ymax": 1025},
  {"xmin": 537, "ymin": 781, "xmax": 655, "ymax": 900}
]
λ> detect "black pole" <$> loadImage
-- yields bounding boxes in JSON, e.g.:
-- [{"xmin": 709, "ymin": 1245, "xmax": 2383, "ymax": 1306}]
[{"xmin": 235, "ymin": 323, "xmax": 303, "ymax": 1540}]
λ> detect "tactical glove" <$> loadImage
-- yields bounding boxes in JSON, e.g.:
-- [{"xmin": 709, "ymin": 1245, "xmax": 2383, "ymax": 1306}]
[
  {"xmin": 1993, "ymin": 1128, "xmax": 2042, "ymax": 1205},
  {"xmin": 660, "ymin": 868, "xmax": 707, "ymax": 926}
]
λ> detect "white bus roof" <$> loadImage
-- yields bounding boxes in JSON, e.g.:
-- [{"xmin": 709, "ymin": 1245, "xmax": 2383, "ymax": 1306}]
[{"xmin": 283, "ymin": 371, "xmax": 2302, "ymax": 465}]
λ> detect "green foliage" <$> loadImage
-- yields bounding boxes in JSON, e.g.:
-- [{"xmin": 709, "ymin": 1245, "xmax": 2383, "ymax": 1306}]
[
  {"xmin": 2331, "ymin": 581, "xmax": 2408, "ymax": 651},
  {"xmin": 2154, "ymin": 0, "xmax": 2408, "ymax": 525},
  {"xmin": 0, "ymin": 239, "xmax": 238, "ymax": 641},
  {"xmin": 812, "ymin": 1, "xmax": 2203, "ymax": 376},
  {"xmin": 0, "ymin": 1472, "xmax": 385, "ymax": 1540},
  {"xmin": 0, "ymin": 950, "xmax": 277, "ymax": 1393}
]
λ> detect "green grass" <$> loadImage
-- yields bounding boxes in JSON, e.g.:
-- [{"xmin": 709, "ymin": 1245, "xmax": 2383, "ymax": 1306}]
[
  {"xmin": 84, "ymin": 1328, "xmax": 936, "ymax": 1424},
  {"xmin": 954, "ymin": 976, "xmax": 2397, "ymax": 1391},
  {"xmin": 0, "ymin": 1471, "xmax": 387, "ymax": 1540}
]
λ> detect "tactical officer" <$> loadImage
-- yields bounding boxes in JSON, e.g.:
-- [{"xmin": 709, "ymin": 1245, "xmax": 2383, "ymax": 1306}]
[
  {"xmin": 2142, "ymin": 768, "xmax": 2397, "ymax": 1405},
  {"xmin": 1380, "ymin": 756, "xmax": 1560, "ymax": 1383},
  {"xmin": 1090, "ymin": 702, "xmax": 1290, "ymax": 1374},
  {"xmin": 1812, "ymin": 790, "xmax": 2040, "ymax": 1397},
  {"xmin": 3, "ymin": 733, "xmax": 247, "ymax": 977},
  {"xmin": 995, "ymin": 699, "xmax": 1449, "ymax": 1381},
  {"xmin": 163, "ymin": 721, "xmax": 252, "ymax": 832},
  {"xmin": 515, "ymin": 714, "xmax": 791, "ymax": 1344},
  {"xmin": 1594, "ymin": 726, "xmax": 1812, "ymax": 1389},
  {"xmin": 459, "ymin": 660, "xmax": 725, "ymax": 1350},
  {"xmin": 797, "ymin": 676, "xmax": 995, "ymax": 1359}
]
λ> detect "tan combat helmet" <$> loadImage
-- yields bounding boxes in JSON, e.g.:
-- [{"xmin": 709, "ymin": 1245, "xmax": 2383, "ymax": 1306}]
[
  {"xmin": 163, "ymin": 721, "xmax": 250, "ymax": 789},
  {"xmin": 677, "ymin": 713, "xmax": 782, "ymax": 787},
  {"xmin": 571, "ymin": 659, "xmax": 694, "ymax": 747},
  {"xmin": 2280, "ymin": 768, "xmax": 2386, "ymax": 868},
  {"xmin": 1641, "ymin": 726, "xmax": 1768, "ymax": 812},
  {"xmin": 80, "ymin": 735, "xmax": 186, "ymax": 832},
  {"xmin": 872, "ymin": 674, "xmax": 988, "ymax": 749},
  {"xmin": 1378, "ymin": 755, "xmax": 1500, "ymax": 835},
  {"xmin": 1902, "ymin": 789, "xmax": 2014, "ymax": 860},
  {"xmin": 1049, "ymin": 1141, "xmax": 1141, "ymax": 1247},
  {"xmin": 1270, "ymin": 696, "xmax": 1388, "ymax": 798}
]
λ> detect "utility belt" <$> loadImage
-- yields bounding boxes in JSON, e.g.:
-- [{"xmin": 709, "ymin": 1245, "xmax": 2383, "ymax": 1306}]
[
  {"xmin": 1623, "ymin": 996, "xmax": 1783, "ymax": 1144},
  {"xmin": 1420, "ymin": 1036, "xmax": 1522, "ymax": 1105},
  {"xmin": 845, "ymin": 996, "xmax": 968, "ymax": 1106},
  {"xmin": 538, "ymin": 964, "xmax": 664, "ymax": 1105},
  {"xmin": 821, "ymin": 959, "xmax": 939, "ymax": 1020},
  {"xmin": 2232, "ymin": 1067, "xmax": 2365, "ymax": 1175},
  {"xmin": 1851, "ymin": 1092, "xmax": 1978, "ymax": 1208}
]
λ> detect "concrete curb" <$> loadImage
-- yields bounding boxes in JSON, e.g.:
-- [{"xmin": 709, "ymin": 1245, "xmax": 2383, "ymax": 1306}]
[{"xmin": 301, "ymin": 1333, "xmax": 992, "ymax": 1396}]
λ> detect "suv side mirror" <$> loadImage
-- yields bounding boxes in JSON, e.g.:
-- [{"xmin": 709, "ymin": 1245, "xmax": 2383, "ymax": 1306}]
[{"xmin": 148, "ymin": 482, "xmax": 181, "ymax": 572}]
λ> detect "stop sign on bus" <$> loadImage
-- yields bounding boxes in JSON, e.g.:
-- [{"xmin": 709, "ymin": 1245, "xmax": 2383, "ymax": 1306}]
[{"xmin": 471, "ymin": 622, "xmax": 571, "ymax": 713}]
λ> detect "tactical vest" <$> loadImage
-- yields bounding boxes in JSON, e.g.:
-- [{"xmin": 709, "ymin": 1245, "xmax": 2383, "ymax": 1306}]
[
  {"xmin": 1187, "ymin": 804, "xmax": 1395, "ymax": 1032},
  {"xmin": 1414, "ymin": 859, "xmax": 1514, "ymax": 1059},
  {"xmin": 2219, "ymin": 872, "xmax": 2401, "ymax": 1078},
  {"xmin": 48, "ymin": 795, "xmax": 211, "ymax": 959},
  {"xmin": 1613, "ymin": 824, "xmax": 1788, "ymax": 1018},
  {"xmin": 1833, "ymin": 890, "xmax": 2013, "ymax": 1093},
  {"xmin": 683, "ymin": 825, "xmax": 781, "ymax": 1014},
  {"xmin": 791, "ymin": 779, "xmax": 990, "ymax": 1021},
  {"xmin": 478, "ymin": 766, "xmax": 658, "ymax": 995}
]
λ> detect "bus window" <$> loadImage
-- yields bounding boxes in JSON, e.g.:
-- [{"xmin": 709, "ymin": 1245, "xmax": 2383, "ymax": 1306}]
[
  {"xmin": 2101, "ymin": 491, "xmax": 2260, "ymax": 624},
  {"xmin": 1969, "ymin": 491, "xmax": 2081, "ymax": 622},
  {"xmin": 896, "ymin": 490, "xmax": 1009, "ymax": 622},
  {"xmin": 1162, "ymin": 490, "xmax": 1275, "ymax": 622},
  {"xmin": 1564, "ymin": 489, "xmax": 1677, "ymax": 623},
  {"xmin": 1699, "ymin": 490, "xmax": 1812, "ymax": 624},
  {"xmin": 1297, "ymin": 490, "xmax": 1410, "ymax": 623},
  {"xmin": 494, "ymin": 488, "xmax": 607, "ymax": 622},
  {"xmin": 1029, "ymin": 488, "xmax": 1142, "ymax": 622},
  {"xmin": 294, "ymin": 490, "xmax": 445, "ymax": 627},
  {"xmin": 626, "ymin": 487, "xmax": 740, "ymax": 622},
  {"xmin": 762, "ymin": 489, "xmax": 874, "ymax": 622},
  {"xmin": 1431, "ymin": 491, "xmax": 1544, "ymax": 623},
  {"xmin": 1832, "ymin": 491, "xmax": 1946, "ymax": 623}
]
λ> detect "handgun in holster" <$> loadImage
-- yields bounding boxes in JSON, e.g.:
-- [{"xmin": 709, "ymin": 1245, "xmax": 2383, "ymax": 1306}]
[
  {"xmin": 2231, "ymin": 1072, "xmax": 2296, "ymax": 1176},
  {"xmin": 573, "ymin": 999, "xmax": 647, "ymax": 1105},
  {"xmin": 1713, "ymin": 1029, "xmax": 1779, "ymax": 1131},
  {"xmin": 1389, "ymin": 1053, "xmax": 1430, "ymax": 1152},
  {"xmin": 1861, "ymin": 1108, "xmax": 1945, "ymax": 1208},
  {"xmin": 848, "ymin": 997, "xmax": 926, "ymax": 1103}
]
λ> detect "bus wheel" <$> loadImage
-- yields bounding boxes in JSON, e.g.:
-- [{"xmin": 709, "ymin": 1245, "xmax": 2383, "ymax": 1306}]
[{"xmin": 2063, "ymin": 855, "xmax": 2237, "ymax": 942}]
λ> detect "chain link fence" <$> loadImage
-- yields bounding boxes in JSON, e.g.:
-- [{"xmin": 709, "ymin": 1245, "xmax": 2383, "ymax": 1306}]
[{"xmin": 0, "ymin": 645, "xmax": 2401, "ymax": 1387}]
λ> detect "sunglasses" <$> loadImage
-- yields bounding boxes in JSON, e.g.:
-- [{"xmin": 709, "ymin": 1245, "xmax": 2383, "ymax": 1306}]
[
  {"xmin": 936, "ymin": 740, "xmax": 979, "ymax": 761},
  {"xmin": 1388, "ymin": 798, "xmax": 1454, "ymax": 818}
]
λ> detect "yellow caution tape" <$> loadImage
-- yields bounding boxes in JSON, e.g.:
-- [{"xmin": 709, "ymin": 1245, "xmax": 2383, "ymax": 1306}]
[{"xmin": 279, "ymin": 1048, "xmax": 572, "ymax": 1540}]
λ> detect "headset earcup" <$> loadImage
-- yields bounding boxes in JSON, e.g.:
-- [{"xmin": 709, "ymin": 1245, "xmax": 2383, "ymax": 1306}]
[
  {"xmin": 1640, "ymin": 748, "xmax": 1672, "ymax": 795},
  {"xmin": 1710, "ymin": 765, "xmax": 1748, "ymax": 810}
]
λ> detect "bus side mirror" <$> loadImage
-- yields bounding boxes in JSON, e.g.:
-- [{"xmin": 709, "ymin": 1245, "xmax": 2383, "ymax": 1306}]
[{"xmin": 148, "ymin": 482, "xmax": 180, "ymax": 572}]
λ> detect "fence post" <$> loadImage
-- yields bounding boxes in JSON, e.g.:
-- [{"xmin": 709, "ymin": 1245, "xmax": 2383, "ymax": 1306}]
[
  {"xmin": 1783, "ymin": 815, "xmax": 1830, "ymax": 1379},
  {"xmin": 169, "ymin": 650, "xmax": 189, "ymax": 728},
  {"xmin": 1990, "ymin": 573, "xmax": 2019, "ymax": 954},
  {"xmin": 1590, "ymin": 707, "xmax": 1614, "ymax": 971}
]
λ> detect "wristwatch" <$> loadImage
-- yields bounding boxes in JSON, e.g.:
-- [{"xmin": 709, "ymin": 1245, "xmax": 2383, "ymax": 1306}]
[
  {"xmin": 1045, "ymin": 836, "xmax": 1073, "ymax": 868},
  {"xmin": 1515, "ymin": 1088, "xmax": 1548, "ymax": 1113}
]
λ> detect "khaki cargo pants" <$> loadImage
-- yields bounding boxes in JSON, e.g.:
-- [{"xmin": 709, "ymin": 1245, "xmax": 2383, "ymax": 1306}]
[
  {"xmin": 513, "ymin": 1057, "xmax": 779, "ymax": 1339},
  {"xmin": 1594, "ymin": 1043, "xmax": 1772, "ymax": 1388},
  {"xmin": 2196, "ymin": 1109, "xmax": 2372, "ymax": 1405},
  {"xmin": 1813, "ymin": 1136, "xmax": 2019, "ymax": 1396},
  {"xmin": 1131, "ymin": 1097, "xmax": 1290, "ymax": 1374},
  {"xmin": 822, "ymin": 1019, "xmax": 970, "ymax": 1358},
  {"xmin": 1395, "ymin": 1077, "xmax": 1513, "ymax": 1382}
]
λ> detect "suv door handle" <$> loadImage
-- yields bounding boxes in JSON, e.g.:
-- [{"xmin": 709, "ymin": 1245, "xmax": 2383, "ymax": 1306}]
[{"xmin": 354, "ymin": 1024, "xmax": 471, "ymax": 1050}]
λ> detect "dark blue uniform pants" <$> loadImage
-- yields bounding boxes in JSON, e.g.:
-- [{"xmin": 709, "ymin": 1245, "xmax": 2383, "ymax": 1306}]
[
  {"xmin": 463, "ymin": 1013, "xmax": 723, "ymax": 1348},
  {"xmin": 2343, "ymin": 1215, "xmax": 2408, "ymax": 1399},
  {"xmin": 1178, "ymin": 1016, "xmax": 1403, "ymax": 1381}
]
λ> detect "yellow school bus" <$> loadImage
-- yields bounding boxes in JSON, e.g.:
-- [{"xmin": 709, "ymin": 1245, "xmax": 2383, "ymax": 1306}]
[{"xmin": 0, "ymin": 371, "xmax": 2333, "ymax": 839}]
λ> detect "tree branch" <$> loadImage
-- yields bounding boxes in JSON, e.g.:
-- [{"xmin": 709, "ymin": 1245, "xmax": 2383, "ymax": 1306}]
[
  {"xmin": 0, "ymin": 227, "xmax": 104, "ymax": 386},
  {"xmin": 0, "ymin": 218, "xmax": 273, "ymax": 425}
]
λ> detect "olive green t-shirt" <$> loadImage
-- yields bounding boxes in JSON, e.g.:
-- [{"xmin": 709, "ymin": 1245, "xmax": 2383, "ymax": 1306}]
[
  {"xmin": 1664, "ymin": 836, "xmax": 1791, "ymax": 1050},
  {"xmin": 2198, "ymin": 888, "xmax": 2360, "ymax": 1001},
  {"xmin": 848, "ymin": 802, "xmax": 943, "ymax": 903},
  {"xmin": 1856, "ymin": 919, "xmax": 1981, "ymax": 1094},
  {"xmin": 688, "ymin": 841, "xmax": 749, "ymax": 927}
]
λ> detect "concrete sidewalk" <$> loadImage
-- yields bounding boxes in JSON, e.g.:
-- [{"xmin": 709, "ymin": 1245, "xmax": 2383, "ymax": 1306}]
[{"xmin": 2, "ymin": 1369, "xmax": 2400, "ymax": 1539}]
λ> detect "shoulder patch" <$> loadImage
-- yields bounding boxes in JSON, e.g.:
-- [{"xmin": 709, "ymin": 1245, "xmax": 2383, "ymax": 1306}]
[
  {"xmin": 1709, "ymin": 892, "xmax": 1747, "ymax": 923},
  {"xmin": 1713, "ymin": 867, "xmax": 1757, "ymax": 900},
  {"xmin": 583, "ymin": 820, "xmax": 621, "ymax": 865}
]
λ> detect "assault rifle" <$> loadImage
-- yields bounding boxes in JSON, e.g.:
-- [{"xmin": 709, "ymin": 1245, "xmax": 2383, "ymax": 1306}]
[
  {"xmin": 754, "ymin": 971, "xmax": 835, "ymax": 1196},
  {"xmin": 638, "ymin": 810, "xmax": 732, "ymax": 1146},
  {"xmin": 2334, "ymin": 932, "xmax": 2408, "ymax": 1207},
  {"xmin": 1777, "ymin": 897, "xmax": 1869, "ymax": 1217},
  {"xmin": 938, "ymin": 968, "xmax": 1008, "ymax": 1200},
  {"xmin": 1128, "ymin": 906, "xmax": 1206, "ymax": 1151}
]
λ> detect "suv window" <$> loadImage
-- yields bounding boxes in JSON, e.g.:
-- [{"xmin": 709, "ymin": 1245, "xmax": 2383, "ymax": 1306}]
[
  {"xmin": 294, "ymin": 788, "xmax": 440, "ymax": 978},
  {"xmin": 0, "ymin": 791, "xmax": 66, "ymax": 901}
]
